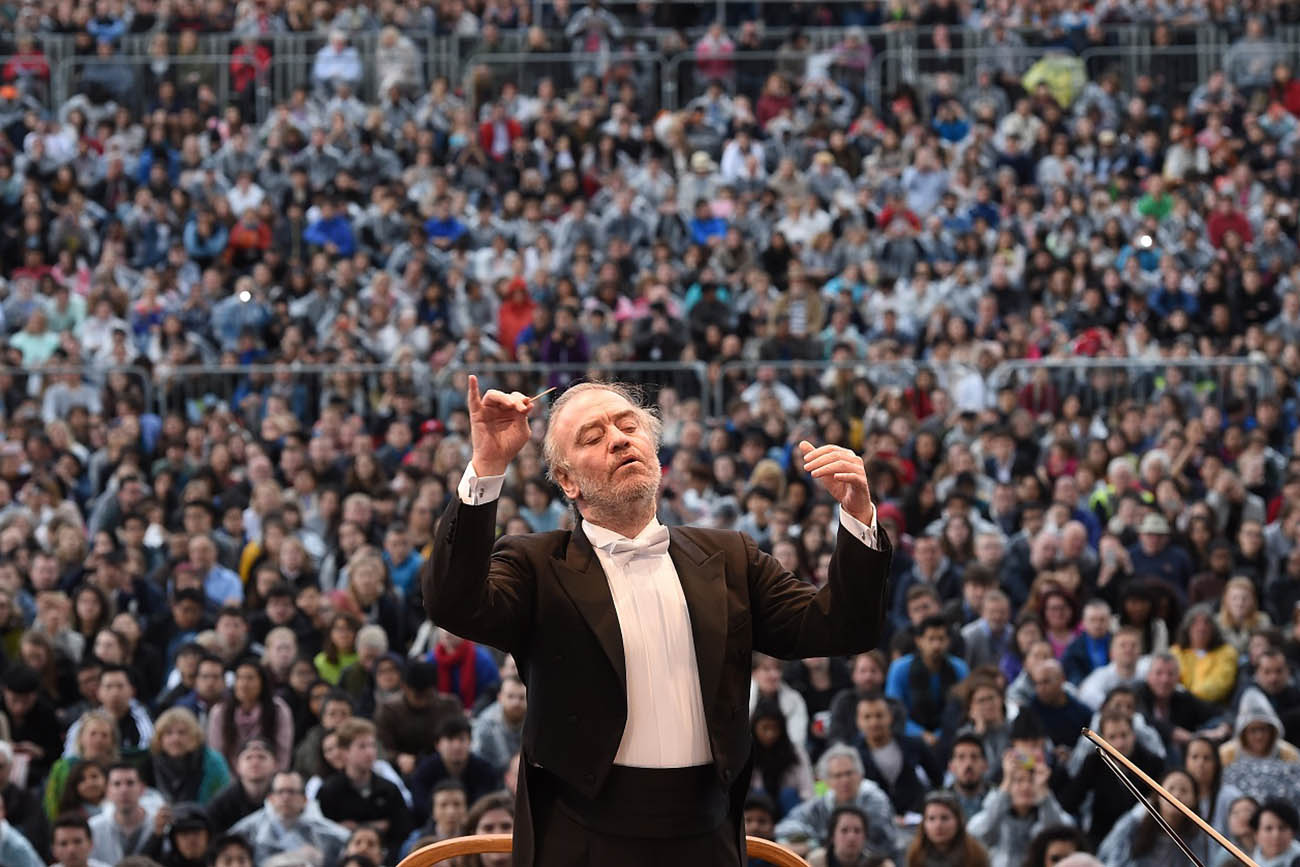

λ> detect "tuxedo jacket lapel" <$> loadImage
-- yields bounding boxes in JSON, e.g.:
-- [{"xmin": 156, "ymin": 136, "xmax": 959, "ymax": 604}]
[
  {"xmin": 552, "ymin": 521, "xmax": 728, "ymax": 707},
  {"xmin": 670, "ymin": 527, "xmax": 727, "ymax": 709},
  {"xmin": 554, "ymin": 522, "xmax": 627, "ymax": 690}
]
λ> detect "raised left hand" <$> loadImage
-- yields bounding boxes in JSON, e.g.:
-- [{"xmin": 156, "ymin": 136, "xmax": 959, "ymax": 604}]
[{"xmin": 800, "ymin": 441, "xmax": 875, "ymax": 527}]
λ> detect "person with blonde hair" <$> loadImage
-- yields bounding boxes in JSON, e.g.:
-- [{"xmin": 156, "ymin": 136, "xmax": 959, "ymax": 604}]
[
  {"xmin": 45, "ymin": 710, "xmax": 120, "ymax": 821},
  {"xmin": 1218, "ymin": 576, "xmax": 1271, "ymax": 654},
  {"xmin": 144, "ymin": 707, "xmax": 231, "ymax": 805}
]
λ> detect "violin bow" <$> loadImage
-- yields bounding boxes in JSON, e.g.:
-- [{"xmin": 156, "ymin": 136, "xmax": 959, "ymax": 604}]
[{"xmin": 1081, "ymin": 728, "xmax": 1259, "ymax": 867}]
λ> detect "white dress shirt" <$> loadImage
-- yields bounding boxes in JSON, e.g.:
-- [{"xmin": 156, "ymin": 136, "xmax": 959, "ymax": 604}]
[{"xmin": 457, "ymin": 462, "xmax": 881, "ymax": 768}]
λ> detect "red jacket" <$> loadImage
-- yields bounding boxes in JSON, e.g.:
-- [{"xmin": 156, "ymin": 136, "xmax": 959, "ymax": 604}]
[
  {"xmin": 1207, "ymin": 210, "xmax": 1253, "ymax": 248},
  {"xmin": 231, "ymin": 43, "xmax": 271, "ymax": 93},
  {"xmin": 478, "ymin": 118, "xmax": 522, "ymax": 161}
]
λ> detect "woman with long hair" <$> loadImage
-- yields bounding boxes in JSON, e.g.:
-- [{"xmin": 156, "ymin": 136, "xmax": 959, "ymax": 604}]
[
  {"xmin": 1185, "ymin": 735, "xmax": 1242, "ymax": 835},
  {"xmin": 748, "ymin": 699, "xmax": 814, "ymax": 819},
  {"xmin": 1038, "ymin": 587, "xmax": 1080, "ymax": 659},
  {"xmin": 454, "ymin": 792, "xmax": 514, "ymax": 867},
  {"xmin": 906, "ymin": 791, "xmax": 990, "ymax": 867},
  {"xmin": 1218, "ymin": 577, "xmax": 1271, "ymax": 656},
  {"xmin": 55, "ymin": 759, "xmax": 108, "ymax": 819},
  {"xmin": 314, "ymin": 612, "xmax": 361, "ymax": 685},
  {"xmin": 44, "ymin": 709, "xmax": 119, "ymax": 821},
  {"xmin": 1098, "ymin": 769, "xmax": 1208, "ymax": 867},
  {"xmin": 1115, "ymin": 579, "xmax": 1170, "ymax": 655},
  {"xmin": 1001, "ymin": 614, "xmax": 1045, "ymax": 683},
  {"xmin": 145, "ymin": 707, "xmax": 231, "ymax": 805},
  {"xmin": 71, "ymin": 584, "xmax": 112, "ymax": 645},
  {"xmin": 1217, "ymin": 796, "xmax": 1260, "ymax": 867},
  {"xmin": 1171, "ymin": 604, "xmax": 1239, "ymax": 704},
  {"xmin": 207, "ymin": 659, "xmax": 294, "ymax": 770}
]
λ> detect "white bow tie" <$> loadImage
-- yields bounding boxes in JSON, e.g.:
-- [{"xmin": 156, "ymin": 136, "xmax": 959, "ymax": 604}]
[{"xmin": 603, "ymin": 524, "xmax": 671, "ymax": 562}]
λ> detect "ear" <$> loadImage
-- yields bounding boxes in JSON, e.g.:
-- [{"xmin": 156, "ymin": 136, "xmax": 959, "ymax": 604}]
[{"xmin": 553, "ymin": 466, "xmax": 580, "ymax": 502}]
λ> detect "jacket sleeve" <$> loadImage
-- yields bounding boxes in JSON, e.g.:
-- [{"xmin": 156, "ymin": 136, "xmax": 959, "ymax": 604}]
[
  {"xmin": 967, "ymin": 789, "xmax": 1009, "ymax": 847},
  {"xmin": 422, "ymin": 498, "xmax": 535, "ymax": 655},
  {"xmin": 745, "ymin": 522, "xmax": 892, "ymax": 660}
]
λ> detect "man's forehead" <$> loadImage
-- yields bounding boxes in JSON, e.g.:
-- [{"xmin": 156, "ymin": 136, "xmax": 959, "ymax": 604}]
[{"xmin": 552, "ymin": 389, "xmax": 640, "ymax": 438}]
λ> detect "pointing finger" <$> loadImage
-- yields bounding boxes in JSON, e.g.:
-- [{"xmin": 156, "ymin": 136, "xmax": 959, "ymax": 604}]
[{"xmin": 468, "ymin": 374, "xmax": 482, "ymax": 411}]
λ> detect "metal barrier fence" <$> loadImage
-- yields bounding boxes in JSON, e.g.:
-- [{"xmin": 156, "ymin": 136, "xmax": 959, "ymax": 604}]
[
  {"xmin": 0, "ymin": 365, "xmax": 155, "ymax": 420},
  {"xmin": 152, "ymin": 361, "xmax": 711, "ymax": 424},
  {"xmin": 31, "ymin": 23, "xmax": 1300, "ymax": 122},
  {"xmin": 0, "ymin": 357, "xmax": 1269, "ymax": 428},
  {"xmin": 986, "ymin": 358, "xmax": 1277, "ymax": 414},
  {"xmin": 462, "ymin": 51, "xmax": 664, "ymax": 114}
]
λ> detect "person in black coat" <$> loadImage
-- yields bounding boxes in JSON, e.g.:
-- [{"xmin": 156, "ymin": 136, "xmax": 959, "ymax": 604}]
[
  {"xmin": 407, "ymin": 716, "xmax": 501, "ymax": 821},
  {"xmin": 850, "ymin": 692, "xmax": 943, "ymax": 816},
  {"xmin": 316, "ymin": 718, "xmax": 412, "ymax": 854},
  {"xmin": 204, "ymin": 738, "xmax": 277, "ymax": 833},
  {"xmin": 1060, "ymin": 710, "xmax": 1166, "ymax": 847}
]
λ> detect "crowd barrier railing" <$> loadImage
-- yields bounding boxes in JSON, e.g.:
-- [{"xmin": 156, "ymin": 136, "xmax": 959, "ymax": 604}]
[
  {"xmin": 29, "ymin": 23, "xmax": 1300, "ymax": 123},
  {"xmin": 986, "ymin": 357, "xmax": 1277, "ymax": 414}
]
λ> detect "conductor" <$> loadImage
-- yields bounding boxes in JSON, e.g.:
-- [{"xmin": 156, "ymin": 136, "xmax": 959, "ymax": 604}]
[{"xmin": 423, "ymin": 377, "xmax": 893, "ymax": 866}]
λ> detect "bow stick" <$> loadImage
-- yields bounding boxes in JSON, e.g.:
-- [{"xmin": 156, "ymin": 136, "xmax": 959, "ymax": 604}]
[{"xmin": 1081, "ymin": 728, "xmax": 1259, "ymax": 867}]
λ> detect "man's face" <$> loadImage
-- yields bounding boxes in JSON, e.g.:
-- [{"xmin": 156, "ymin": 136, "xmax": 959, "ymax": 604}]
[
  {"xmin": 744, "ymin": 807, "xmax": 774, "ymax": 840},
  {"xmin": 266, "ymin": 595, "xmax": 295, "ymax": 624},
  {"xmin": 499, "ymin": 681, "xmax": 526, "ymax": 723},
  {"xmin": 1033, "ymin": 664, "xmax": 1065, "ymax": 703},
  {"xmin": 98, "ymin": 672, "xmax": 132, "ymax": 713},
  {"xmin": 1111, "ymin": 633, "xmax": 1140, "ymax": 667},
  {"xmin": 907, "ymin": 595, "xmax": 938, "ymax": 625},
  {"xmin": 196, "ymin": 662, "xmax": 225, "ymax": 702},
  {"xmin": 550, "ymin": 389, "xmax": 661, "ymax": 513},
  {"xmin": 269, "ymin": 773, "xmax": 307, "ymax": 822},
  {"xmin": 236, "ymin": 748, "xmax": 275, "ymax": 785},
  {"xmin": 437, "ymin": 733, "xmax": 471, "ymax": 765},
  {"xmin": 1083, "ymin": 606, "xmax": 1110, "ymax": 638},
  {"xmin": 52, "ymin": 827, "xmax": 92, "ymax": 867},
  {"xmin": 107, "ymin": 769, "xmax": 141, "ymax": 809},
  {"xmin": 949, "ymin": 743, "xmax": 987, "ymax": 786},
  {"xmin": 825, "ymin": 756, "xmax": 862, "ymax": 802},
  {"xmin": 172, "ymin": 599, "xmax": 202, "ymax": 630},
  {"xmin": 917, "ymin": 626, "xmax": 949, "ymax": 662},
  {"xmin": 1148, "ymin": 659, "xmax": 1178, "ymax": 698},
  {"xmin": 856, "ymin": 699, "xmax": 892, "ymax": 743},
  {"xmin": 346, "ymin": 734, "xmax": 378, "ymax": 771},
  {"xmin": 322, "ymin": 700, "xmax": 352, "ymax": 730},
  {"xmin": 265, "ymin": 634, "xmax": 296, "ymax": 671},
  {"xmin": 433, "ymin": 790, "xmax": 468, "ymax": 829},
  {"xmin": 983, "ymin": 596, "xmax": 1010, "ymax": 631},
  {"xmin": 1258, "ymin": 654, "xmax": 1290, "ymax": 693}
]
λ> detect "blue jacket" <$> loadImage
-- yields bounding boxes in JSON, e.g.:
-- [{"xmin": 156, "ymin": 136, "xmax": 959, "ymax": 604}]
[
  {"xmin": 304, "ymin": 216, "xmax": 356, "ymax": 256},
  {"xmin": 884, "ymin": 653, "xmax": 969, "ymax": 738},
  {"xmin": 1062, "ymin": 631, "xmax": 1111, "ymax": 684}
]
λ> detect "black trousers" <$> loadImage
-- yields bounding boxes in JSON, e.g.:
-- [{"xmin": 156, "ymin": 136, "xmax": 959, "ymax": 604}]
[{"xmin": 528, "ymin": 765, "xmax": 743, "ymax": 867}]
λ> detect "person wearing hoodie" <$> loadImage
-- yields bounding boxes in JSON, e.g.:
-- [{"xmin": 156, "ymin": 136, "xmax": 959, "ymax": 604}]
[
  {"xmin": 140, "ymin": 803, "xmax": 211, "ymax": 867},
  {"xmin": 1221, "ymin": 687, "xmax": 1300, "ymax": 805},
  {"xmin": 1252, "ymin": 799, "xmax": 1300, "ymax": 867}
]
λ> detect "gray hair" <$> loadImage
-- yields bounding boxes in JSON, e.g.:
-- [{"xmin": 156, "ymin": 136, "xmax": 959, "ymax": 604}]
[
  {"xmin": 816, "ymin": 743, "xmax": 864, "ymax": 780},
  {"xmin": 541, "ymin": 381, "xmax": 663, "ymax": 484}
]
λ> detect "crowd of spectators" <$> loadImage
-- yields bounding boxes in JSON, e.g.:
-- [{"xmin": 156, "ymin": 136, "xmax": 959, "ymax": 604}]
[{"xmin": 5, "ymin": 1, "xmax": 1300, "ymax": 867}]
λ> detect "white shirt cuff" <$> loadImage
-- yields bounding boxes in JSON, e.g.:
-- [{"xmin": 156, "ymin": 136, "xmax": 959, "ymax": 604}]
[
  {"xmin": 458, "ymin": 461, "xmax": 506, "ymax": 505},
  {"xmin": 838, "ymin": 505, "xmax": 880, "ymax": 551}
]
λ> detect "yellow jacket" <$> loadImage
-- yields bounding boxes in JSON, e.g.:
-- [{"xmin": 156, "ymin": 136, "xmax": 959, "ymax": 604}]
[{"xmin": 1170, "ymin": 643, "xmax": 1238, "ymax": 704}]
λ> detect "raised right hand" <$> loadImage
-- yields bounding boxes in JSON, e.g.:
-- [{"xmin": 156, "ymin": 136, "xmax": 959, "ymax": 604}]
[{"xmin": 467, "ymin": 374, "xmax": 536, "ymax": 476}]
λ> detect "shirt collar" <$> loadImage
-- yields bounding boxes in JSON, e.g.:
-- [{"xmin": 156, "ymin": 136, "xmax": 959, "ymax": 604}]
[{"xmin": 582, "ymin": 516, "xmax": 665, "ymax": 551}]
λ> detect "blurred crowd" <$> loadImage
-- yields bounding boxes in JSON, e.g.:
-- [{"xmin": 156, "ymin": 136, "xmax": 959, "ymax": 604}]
[{"xmin": 4, "ymin": 1, "xmax": 1300, "ymax": 867}]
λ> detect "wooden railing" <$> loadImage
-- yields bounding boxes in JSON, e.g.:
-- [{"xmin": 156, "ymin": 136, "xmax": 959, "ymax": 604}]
[{"xmin": 398, "ymin": 832, "xmax": 811, "ymax": 866}]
